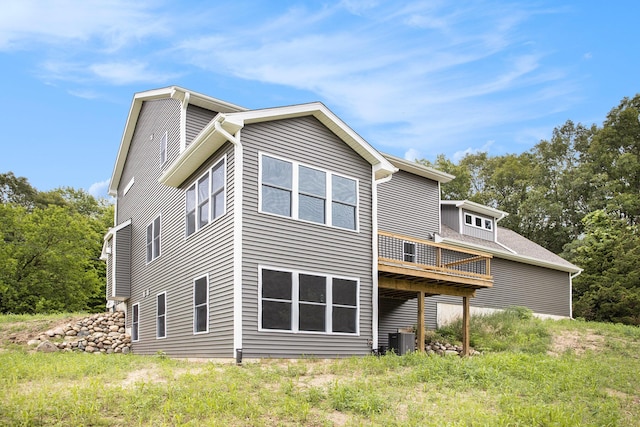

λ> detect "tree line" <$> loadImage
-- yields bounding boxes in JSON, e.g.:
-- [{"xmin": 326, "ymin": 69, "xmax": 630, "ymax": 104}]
[
  {"xmin": 420, "ymin": 94, "xmax": 640, "ymax": 325},
  {"xmin": 0, "ymin": 173, "xmax": 113, "ymax": 314}
]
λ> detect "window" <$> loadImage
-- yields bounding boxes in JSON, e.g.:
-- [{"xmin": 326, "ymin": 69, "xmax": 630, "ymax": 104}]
[
  {"xmin": 464, "ymin": 212, "xmax": 493, "ymax": 231},
  {"xmin": 146, "ymin": 216, "xmax": 161, "ymax": 263},
  {"xmin": 260, "ymin": 154, "xmax": 358, "ymax": 230},
  {"xmin": 259, "ymin": 267, "xmax": 359, "ymax": 334},
  {"xmin": 156, "ymin": 292, "xmax": 166, "ymax": 339},
  {"xmin": 194, "ymin": 276, "xmax": 209, "ymax": 334},
  {"xmin": 132, "ymin": 303, "xmax": 140, "ymax": 342},
  {"xmin": 160, "ymin": 131, "xmax": 168, "ymax": 165},
  {"xmin": 186, "ymin": 157, "xmax": 226, "ymax": 237},
  {"xmin": 403, "ymin": 241, "xmax": 416, "ymax": 263}
]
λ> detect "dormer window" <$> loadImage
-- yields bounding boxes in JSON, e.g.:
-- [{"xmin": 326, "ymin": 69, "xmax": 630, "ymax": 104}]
[{"xmin": 465, "ymin": 213, "xmax": 493, "ymax": 231}]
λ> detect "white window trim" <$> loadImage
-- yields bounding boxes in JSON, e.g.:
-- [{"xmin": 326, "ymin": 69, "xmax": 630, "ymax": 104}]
[
  {"xmin": 131, "ymin": 302, "xmax": 140, "ymax": 342},
  {"xmin": 185, "ymin": 155, "xmax": 227, "ymax": 238},
  {"xmin": 464, "ymin": 212, "xmax": 493, "ymax": 231},
  {"xmin": 402, "ymin": 241, "xmax": 417, "ymax": 263},
  {"xmin": 258, "ymin": 152, "xmax": 360, "ymax": 232},
  {"xmin": 193, "ymin": 274, "xmax": 209, "ymax": 335},
  {"xmin": 146, "ymin": 214, "xmax": 161, "ymax": 264},
  {"xmin": 123, "ymin": 177, "xmax": 135, "ymax": 196},
  {"xmin": 257, "ymin": 265, "xmax": 360, "ymax": 336},
  {"xmin": 160, "ymin": 131, "xmax": 168, "ymax": 166},
  {"xmin": 156, "ymin": 291, "xmax": 167, "ymax": 339}
]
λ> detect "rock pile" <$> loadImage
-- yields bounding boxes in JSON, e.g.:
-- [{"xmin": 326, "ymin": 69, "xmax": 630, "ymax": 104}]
[
  {"xmin": 30, "ymin": 312, "xmax": 131, "ymax": 354},
  {"xmin": 424, "ymin": 341, "xmax": 481, "ymax": 356}
]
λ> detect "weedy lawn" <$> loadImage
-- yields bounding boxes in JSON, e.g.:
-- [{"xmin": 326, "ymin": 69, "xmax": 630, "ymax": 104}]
[{"xmin": 1, "ymin": 311, "xmax": 639, "ymax": 426}]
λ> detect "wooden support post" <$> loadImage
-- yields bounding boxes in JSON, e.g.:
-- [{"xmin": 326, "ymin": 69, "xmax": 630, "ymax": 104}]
[
  {"xmin": 417, "ymin": 291, "xmax": 425, "ymax": 352},
  {"xmin": 462, "ymin": 296, "xmax": 470, "ymax": 357}
]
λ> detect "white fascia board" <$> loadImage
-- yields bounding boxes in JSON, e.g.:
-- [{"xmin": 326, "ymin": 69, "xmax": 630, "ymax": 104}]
[
  {"xmin": 108, "ymin": 86, "xmax": 246, "ymax": 196},
  {"xmin": 437, "ymin": 236, "xmax": 582, "ymax": 274},
  {"xmin": 224, "ymin": 103, "xmax": 397, "ymax": 180},
  {"xmin": 442, "ymin": 200, "xmax": 509, "ymax": 220},
  {"xmin": 382, "ymin": 153, "xmax": 455, "ymax": 183},
  {"xmin": 158, "ymin": 115, "xmax": 242, "ymax": 187}
]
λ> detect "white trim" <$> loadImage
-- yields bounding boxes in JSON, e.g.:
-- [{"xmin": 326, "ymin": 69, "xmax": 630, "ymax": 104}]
[
  {"xmin": 146, "ymin": 214, "xmax": 161, "ymax": 264},
  {"xmin": 464, "ymin": 211, "xmax": 494, "ymax": 232},
  {"xmin": 232, "ymin": 131, "xmax": 243, "ymax": 355},
  {"xmin": 258, "ymin": 152, "xmax": 360, "ymax": 232},
  {"xmin": 123, "ymin": 177, "xmax": 135, "ymax": 196},
  {"xmin": 442, "ymin": 200, "xmax": 508, "ymax": 221},
  {"xmin": 184, "ymin": 154, "xmax": 227, "ymax": 238},
  {"xmin": 156, "ymin": 291, "xmax": 167, "ymax": 339},
  {"xmin": 382, "ymin": 153, "xmax": 454, "ymax": 183},
  {"xmin": 193, "ymin": 274, "xmax": 210, "ymax": 335},
  {"xmin": 160, "ymin": 130, "xmax": 168, "ymax": 166},
  {"xmin": 258, "ymin": 265, "xmax": 360, "ymax": 336},
  {"xmin": 402, "ymin": 240, "xmax": 418, "ymax": 263},
  {"xmin": 179, "ymin": 91, "xmax": 190, "ymax": 153},
  {"xmin": 131, "ymin": 302, "xmax": 140, "ymax": 342}
]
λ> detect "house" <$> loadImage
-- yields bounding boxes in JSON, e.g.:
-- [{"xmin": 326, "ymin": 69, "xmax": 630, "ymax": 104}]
[{"xmin": 102, "ymin": 86, "xmax": 581, "ymax": 359}]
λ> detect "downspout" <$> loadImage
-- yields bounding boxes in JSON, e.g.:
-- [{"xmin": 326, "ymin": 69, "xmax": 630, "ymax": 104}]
[
  {"xmin": 569, "ymin": 270, "xmax": 582, "ymax": 319},
  {"xmin": 214, "ymin": 121, "xmax": 244, "ymax": 359},
  {"xmin": 371, "ymin": 172, "xmax": 393, "ymax": 353}
]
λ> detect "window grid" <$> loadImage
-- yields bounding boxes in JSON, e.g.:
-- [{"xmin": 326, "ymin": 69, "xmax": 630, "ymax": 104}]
[
  {"xmin": 259, "ymin": 267, "xmax": 359, "ymax": 335},
  {"xmin": 186, "ymin": 157, "xmax": 226, "ymax": 237},
  {"xmin": 464, "ymin": 212, "xmax": 493, "ymax": 231},
  {"xmin": 156, "ymin": 292, "xmax": 166, "ymax": 339},
  {"xmin": 260, "ymin": 153, "xmax": 358, "ymax": 230}
]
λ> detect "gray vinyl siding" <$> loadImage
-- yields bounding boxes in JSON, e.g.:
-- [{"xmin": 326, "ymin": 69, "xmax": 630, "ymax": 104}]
[
  {"xmin": 186, "ymin": 104, "xmax": 217, "ymax": 148},
  {"xmin": 241, "ymin": 116, "xmax": 375, "ymax": 358},
  {"xmin": 461, "ymin": 209, "xmax": 494, "ymax": 240},
  {"xmin": 378, "ymin": 171, "xmax": 440, "ymax": 240},
  {"xmin": 106, "ymin": 237, "xmax": 113, "ymax": 300},
  {"xmin": 441, "ymin": 205, "xmax": 459, "ymax": 232},
  {"xmin": 113, "ymin": 224, "xmax": 131, "ymax": 300},
  {"xmin": 424, "ymin": 257, "xmax": 571, "ymax": 328},
  {"xmin": 115, "ymin": 98, "xmax": 235, "ymax": 357}
]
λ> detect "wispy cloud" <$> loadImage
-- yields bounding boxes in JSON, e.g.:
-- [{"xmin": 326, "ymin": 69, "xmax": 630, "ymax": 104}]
[{"xmin": 87, "ymin": 179, "xmax": 110, "ymax": 199}]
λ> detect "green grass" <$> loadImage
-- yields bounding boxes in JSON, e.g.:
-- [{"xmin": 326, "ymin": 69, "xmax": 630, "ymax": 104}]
[{"xmin": 1, "ymin": 312, "xmax": 639, "ymax": 426}]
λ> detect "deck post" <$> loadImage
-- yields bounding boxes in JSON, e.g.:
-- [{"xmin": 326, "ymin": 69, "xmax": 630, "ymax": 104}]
[
  {"xmin": 417, "ymin": 291, "xmax": 425, "ymax": 352},
  {"xmin": 462, "ymin": 296, "xmax": 470, "ymax": 357}
]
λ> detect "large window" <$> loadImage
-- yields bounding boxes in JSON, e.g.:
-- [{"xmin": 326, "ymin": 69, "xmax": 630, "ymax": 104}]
[
  {"xmin": 259, "ymin": 267, "xmax": 359, "ymax": 334},
  {"xmin": 260, "ymin": 154, "xmax": 358, "ymax": 230},
  {"xmin": 146, "ymin": 216, "xmax": 161, "ymax": 263},
  {"xmin": 186, "ymin": 157, "xmax": 226, "ymax": 237},
  {"xmin": 464, "ymin": 212, "xmax": 493, "ymax": 231},
  {"xmin": 157, "ymin": 292, "xmax": 166, "ymax": 339},
  {"xmin": 194, "ymin": 275, "xmax": 209, "ymax": 334},
  {"xmin": 131, "ymin": 303, "xmax": 140, "ymax": 342}
]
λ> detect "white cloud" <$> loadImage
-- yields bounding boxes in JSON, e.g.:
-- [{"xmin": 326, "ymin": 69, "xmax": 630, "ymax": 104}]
[
  {"xmin": 404, "ymin": 148, "xmax": 422, "ymax": 162},
  {"xmin": 453, "ymin": 140, "xmax": 495, "ymax": 162},
  {"xmin": 87, "ymin": 179, "xmax": 110, "ymax": 199}
]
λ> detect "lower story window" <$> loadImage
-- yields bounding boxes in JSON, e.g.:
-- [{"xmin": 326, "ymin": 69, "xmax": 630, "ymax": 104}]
[
  {"xmin": 260, "ymin": 267, "xmax": 359, "ymax": 334},
  {"xmin": 194, "ymin": 276, "xmax": 209, "ymax": 334},
  {"xmin": 132, "ymin": 303, "xmax": 139, "ymax": 342},
  {"xmin": 157, "ymin": 292, "xmax": 166, "ymax": 339}
]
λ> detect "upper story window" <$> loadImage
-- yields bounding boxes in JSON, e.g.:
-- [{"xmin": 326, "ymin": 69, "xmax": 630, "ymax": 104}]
[
  {"xmin": 160, "ymin": 131, "xmax": 168, "ymax": 166},
  {"xmin": 186, "ymin": 157, "xmax": 226, "ymax": 237},
  {"xmin": 146, "ymin": 215, "xmax": 161, "ymax": 263},
  {"xmin": 260, "ymin": 153, "xmax": 358, "ymax": 230},
  {"xmin": 464, "ymin": 212, "xmax": 493, "ymax": 231}
]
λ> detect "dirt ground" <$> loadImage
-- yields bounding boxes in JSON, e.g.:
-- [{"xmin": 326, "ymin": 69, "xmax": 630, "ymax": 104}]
[{"xmin": 547, "ymin": 329, "xmax": 605, "ymax": 356}]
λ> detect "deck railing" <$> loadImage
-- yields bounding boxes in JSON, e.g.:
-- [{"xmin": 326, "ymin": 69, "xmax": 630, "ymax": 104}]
[{"xmin": 378, "ymin": 231, "xmax": 492, "ymax": 284}]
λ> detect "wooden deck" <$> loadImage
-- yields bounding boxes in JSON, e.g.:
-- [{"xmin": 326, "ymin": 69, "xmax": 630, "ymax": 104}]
[{"xmin": 377, "ymin": 231, "xmax": 494, "ymax": 355}]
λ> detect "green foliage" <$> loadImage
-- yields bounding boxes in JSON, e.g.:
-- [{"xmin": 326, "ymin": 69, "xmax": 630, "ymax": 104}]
[
  {"xmin": 437, "ymin": 307, "xmax": 552, "ymax": 353},
  {"xmin": 0, "ymin": 173, "xmax": 112, "ymax": 314}
]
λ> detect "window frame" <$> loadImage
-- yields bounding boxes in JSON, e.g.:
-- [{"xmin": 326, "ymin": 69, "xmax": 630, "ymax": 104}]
[
  {"xmin": 193, "ymin": 274, "xmax": 209, "ymax": 334},
  {"xmin": 146, "ymin": 215, "xmax": 161, "ymax": 264},
  {"xmin": 464, "ymin": 212, "xmax": 493, "ymax": 231},
  {"xmin": 258, "ymin": 152, "xmax": 359, "ymax": 231},
  {"xmin": 258, "ymin": 265, "xmax": 360, "ymax": 336},
  {"xmin": 185, "ymin": 155, "xmax": 227, "ymax": 238},
  {"xmin": 160, "ymin": 131, "xmax": 168, "ymax": 166},
  {"xmin": 156, "ymin": 291, "xmax": 167, "ymax": 339},
  {"xmin": 403, "ymin": 241, "xmax": 417, "ymax": 263},
  {"xmin": 131, "ymin": 302, "xmax": 140, "ymax": 342}
]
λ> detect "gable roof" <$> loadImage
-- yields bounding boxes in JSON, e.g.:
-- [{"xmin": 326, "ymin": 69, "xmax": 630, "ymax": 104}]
[
  {"xmin": 438, "ymin": 224, "xmax": 581, "ymax": 273},
  {"xmin": 111, "ymin": 87, "xmax": 398, "ymax": 192},
  {"xmin": 108, "ymin": 86, "xmax": 246, "ymax": 196},
  {"xmin": 382, "ymin": 153, "xmax": 455, "ymax": 183},
  {"xmin": 441, "ymin": 200, "xmax": 509, "ymax": 220}
]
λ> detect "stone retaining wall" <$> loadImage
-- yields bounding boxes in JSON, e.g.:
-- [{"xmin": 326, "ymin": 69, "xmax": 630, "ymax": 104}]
[{"xmin": 31, "ymin": 312, "xmax": 131, "ymax": 354}]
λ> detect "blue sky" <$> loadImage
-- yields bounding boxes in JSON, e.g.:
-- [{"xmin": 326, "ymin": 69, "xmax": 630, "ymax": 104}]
[{"xmin": 1, "ymin": 1, "xmax": 638, "ymax": 198}]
